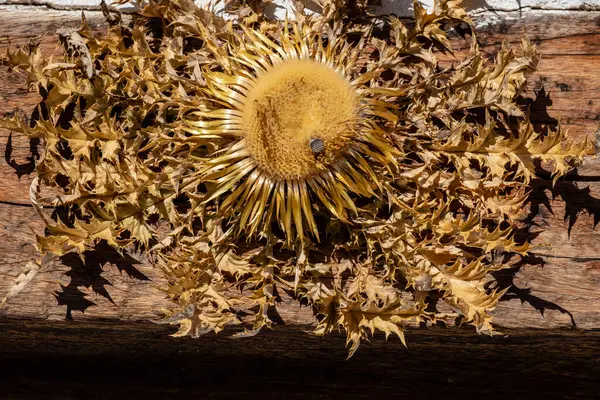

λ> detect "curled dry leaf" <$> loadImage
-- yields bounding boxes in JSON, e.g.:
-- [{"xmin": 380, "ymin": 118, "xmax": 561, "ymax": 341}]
[
  {"xmin": 1, "ymin": 0, "xmax": 595, "ymax": 355},
  {"xmin": 0, "ymin": 261, "xmax": 40, "ymax": 309}
]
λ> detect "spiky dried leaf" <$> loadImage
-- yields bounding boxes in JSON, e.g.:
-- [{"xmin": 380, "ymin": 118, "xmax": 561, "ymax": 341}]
[{"xmin": 1, "ymin": 0, "xmax": 594, "ymax": 355}]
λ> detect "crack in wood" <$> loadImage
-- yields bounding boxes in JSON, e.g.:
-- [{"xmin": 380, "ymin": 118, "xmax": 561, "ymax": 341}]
[
  {"xmin": 0, "ymin": 2, "xmax": 115, "ymax": 12},
  {"xmin": 530, "ymin": 252, "xmax": 600, "ymax": 262}
]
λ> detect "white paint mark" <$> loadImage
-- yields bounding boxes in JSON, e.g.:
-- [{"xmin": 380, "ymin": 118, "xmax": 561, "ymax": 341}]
[{"xmin": 0, "ymin": 0, "xmax": 598, "ymax": 15}]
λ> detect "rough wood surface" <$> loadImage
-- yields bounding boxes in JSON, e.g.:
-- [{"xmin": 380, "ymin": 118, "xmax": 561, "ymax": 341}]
[
  {"xmin": 1, "ymin": 9, "xmax": 600, "ymax": 331},
  {"xmin": 1, "ymin": 319, "xmax": 599, "ymax": 399}
]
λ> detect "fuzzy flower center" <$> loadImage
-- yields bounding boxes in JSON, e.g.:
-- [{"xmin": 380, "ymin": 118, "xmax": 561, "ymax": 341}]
[{"xmin": 242, "ymin": 59, "xmax": 359, "ymax": 180}]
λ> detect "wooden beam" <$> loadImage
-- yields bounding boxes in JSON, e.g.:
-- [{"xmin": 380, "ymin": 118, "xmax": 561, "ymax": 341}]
[
  {"xmin": 0, "ymin": 319, "xmax": 598, "ymax": 397},
  {"xmin": 1, "ymin": 8, "xmax": 599, "ymax": 331}
]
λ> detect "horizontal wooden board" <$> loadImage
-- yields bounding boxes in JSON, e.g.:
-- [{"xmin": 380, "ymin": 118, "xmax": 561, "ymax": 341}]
[
  {"xmin": 1, "ymin": 320, "xmax": 598, "ymax": 398},
  {"xmin": 0, "ymin": 8, "xmax": 599, "ymax": 333}
]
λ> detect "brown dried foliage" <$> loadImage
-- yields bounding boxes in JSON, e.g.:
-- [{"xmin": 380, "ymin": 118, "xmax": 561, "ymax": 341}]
[{"xmin": 0, "ymin": 0, "xmax": 594, "ymax": 355}]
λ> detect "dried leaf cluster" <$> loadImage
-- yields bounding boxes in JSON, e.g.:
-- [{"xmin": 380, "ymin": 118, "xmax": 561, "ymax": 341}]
[{"xmin": 1, "ymin": 0, "xmax": 594, "ymax": 355}]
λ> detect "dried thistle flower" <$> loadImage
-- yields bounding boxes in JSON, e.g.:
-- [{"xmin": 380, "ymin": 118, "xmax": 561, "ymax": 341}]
[
  {"xmin": 1, "ymin": 0, "xmax": 594, "ymax": 356},
  {"xmin": 193, "ymin": 21, "xmax": 400, "ymax": 244}
]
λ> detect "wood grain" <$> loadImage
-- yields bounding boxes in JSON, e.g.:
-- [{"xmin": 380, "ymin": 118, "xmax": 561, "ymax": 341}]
[
  {"xmin": 457, "ymin": 11, "xmax": 600, "ymax": 141},
  {"xmin": 1, "ymin": 8, "xmax": 599, "ymax": 332}
]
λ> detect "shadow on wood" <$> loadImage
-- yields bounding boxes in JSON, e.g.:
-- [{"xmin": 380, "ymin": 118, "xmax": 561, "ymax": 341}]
[
  {"xmin": 4, "ymin": 131, "xmax": 38, "ymax": 179},
  {"xmin": 55, "ymin": 240, "xmax": 150, "ymax": 320}
]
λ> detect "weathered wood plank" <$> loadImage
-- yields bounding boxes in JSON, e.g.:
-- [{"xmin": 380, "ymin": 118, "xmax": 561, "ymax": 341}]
[
  {"xmin": 0, "ymin": 9, "xmax": 106, "ymax": 203},
  {"xmin": 0, "ymin": 203, "xmax": 171, "ymax": 321},
  {"xmin": 1, "ymin": 9, "xmax": 599, "ymax": 331},
  {"xmin": 470, "ymin": 12, "xmax": 600, "ymax": 141},
  {"xmin": 0, "ymin": 320, "xmax": 598, "ymax": 399}
]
